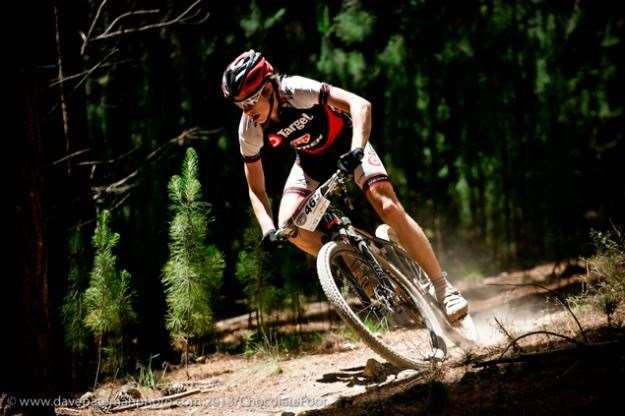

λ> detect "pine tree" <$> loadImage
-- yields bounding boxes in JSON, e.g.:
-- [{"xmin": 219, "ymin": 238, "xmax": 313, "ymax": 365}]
[
  {"xmin": 84, "ymin": 209, "xmax": 136, "ymax": 388},
  {"xmin": 235, "ymin": 216, "xmax": 291, "ymax": 333},
  {"xmin": 162, "ymin": 147, "xmax": 224, "ymax": 376},
  {"xmin": 61, "ymin": 227, "xmax": 90, "ymax": 386},
  {"xmin": 235, "ymin": 222, "xmax": 271, "ymax": 330}
]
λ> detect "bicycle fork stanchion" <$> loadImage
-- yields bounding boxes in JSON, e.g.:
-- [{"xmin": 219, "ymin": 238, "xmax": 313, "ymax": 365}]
[
  {"xmin": 377, "ymin": 256, "xmax": 448, "ymax": 361},
  {"xmin": 356, "ymin": 231, "xmax": 448, "ymax": 361}
]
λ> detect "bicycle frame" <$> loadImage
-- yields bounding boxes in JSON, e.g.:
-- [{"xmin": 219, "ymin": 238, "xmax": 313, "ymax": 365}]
[{"xmin": 276, "ymin": 169, "xmax": 390, "ymax": 284}]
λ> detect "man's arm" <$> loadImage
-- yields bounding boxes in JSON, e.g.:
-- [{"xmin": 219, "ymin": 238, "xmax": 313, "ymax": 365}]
[
  {"xmin": 326, "ymin": 87, "xmax": 372, "ymax": 150},
  {"xmin": 243, "ymin": 159, "xmax": 275, "ymax": 235}
]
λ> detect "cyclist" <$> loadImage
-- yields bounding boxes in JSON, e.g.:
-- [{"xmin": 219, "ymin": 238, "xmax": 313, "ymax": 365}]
[{"xmin": 222, "ymin": 50, "xmax": 468, "ymax": 321}]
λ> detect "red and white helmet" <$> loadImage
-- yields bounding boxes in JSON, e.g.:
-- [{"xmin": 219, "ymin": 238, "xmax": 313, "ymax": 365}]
[{"xmin": 221, "ymin": 49, "xmax": 274, "ymax": 100}]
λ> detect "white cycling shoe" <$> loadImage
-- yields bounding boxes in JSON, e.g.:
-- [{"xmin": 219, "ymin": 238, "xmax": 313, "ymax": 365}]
[{"xmin": 440, "ymin": 285, "xmax": 469, "ymax": 322}]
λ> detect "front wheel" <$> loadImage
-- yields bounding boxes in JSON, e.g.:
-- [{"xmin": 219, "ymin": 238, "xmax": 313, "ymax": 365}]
[
  {"xmin": 375, "ymin": 224, "xmax": 478, "ymax": 347},
  {"xmin": 317, "ymin": 241, "xmax": 447, "ymax": 370}
]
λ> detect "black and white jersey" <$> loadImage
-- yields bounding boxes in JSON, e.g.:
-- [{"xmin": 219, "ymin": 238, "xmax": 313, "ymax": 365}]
[{"xmin": 238, "ymin": 75, "xmax": 352, "ymax": 181}]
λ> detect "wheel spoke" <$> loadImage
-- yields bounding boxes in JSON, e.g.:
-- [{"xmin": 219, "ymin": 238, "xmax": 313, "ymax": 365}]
[{"xmin": 327, "ymin": 245, "xmax": 443, "ymax": 365}]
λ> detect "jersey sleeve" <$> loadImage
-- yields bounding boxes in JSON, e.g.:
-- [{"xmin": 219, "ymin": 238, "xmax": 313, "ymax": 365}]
[
  {"xmin": 281, "ymin": 75, "xmax": 332, "ymax": 109},
  {"xmin": 238, "ymin": 115, "xmax": 264, "ymax": 163}
]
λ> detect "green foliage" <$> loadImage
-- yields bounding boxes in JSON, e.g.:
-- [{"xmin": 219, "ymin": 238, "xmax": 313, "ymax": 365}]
[
  {"xmin": 136, "ymin": 354, "xmax": 167, "ymax": 389},
  {"xmin": 379, "ymin": 35, "xmax": 406, "ymax": 68},
  {"xmin": 242, "ymin": 329, "xmax": 324, "ymax": 358},
  {"xmin": 84, "ymin": 210, "xmax": 136, "ymax": 337},
  {"xmin": 61, "ymin": 228, "xmax": 89, "ymax": 353},
  {"xmin": 234, "ymin": 214, "xmax": 304, "ymax": 332},
  {"xmin": 83, "ymin": 209, "xmax": 136, "ymax": 384},
  {"xmin": 235, "ymin": 220, "xmax": 276, "ymax": 327},
  {"xmin": 574, "ymin": 228, "xmax": 625, "ymax": 323},
  {"xmin": 316, "ymin": 1, "xmax": 376, "ymax": 87},
  {"xmin": 243, "ymin": 330, "xmax": 282, "ymax": 359},
  {"xmin": 588, "ymin": 229, "xmax": 625, "ymax": 316},
  {"xmin": 162, "ymin": 148, "xmax": 225, "ymax": 350},
  {"xmin": 333, "ymin": 1, "xmax": 375, "ymax": 44},
  {"xmin": 240, "ymin": 1, "xmax": 286, "ymax": 38},
  {"xmin": 101, "ymin": 335, "xmax": 126, "ymax": 375}
]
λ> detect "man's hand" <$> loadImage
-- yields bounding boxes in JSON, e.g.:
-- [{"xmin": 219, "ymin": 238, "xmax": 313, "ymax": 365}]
[
  {"xmin": 338, "ymin": 147, "xmax": 364, "ymax": 174},
  {"xmin": 260, "ymin": 229, "xmax": 282, "ymax": 251}
]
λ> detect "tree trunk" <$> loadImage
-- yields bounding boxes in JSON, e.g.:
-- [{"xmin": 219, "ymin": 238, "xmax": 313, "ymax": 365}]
[
  {"xmin": 15, "ymin": 70, "xmax": 55, "ymax": 416},
  {"xmin": 185, "ymin": 338, "xmax": 190, "ymax": 379},
  {"xmin": 93, "ymin": 336, "xmax": 103, "ymax": 390},
  {"xmin": 14, "ymin": 2, "xmax": 57, "ymax": 414}
]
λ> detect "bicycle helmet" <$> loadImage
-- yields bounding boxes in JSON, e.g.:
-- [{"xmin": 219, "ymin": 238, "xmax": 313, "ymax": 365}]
[{"xmin": 221, "ymin": 49, "xmax": 274, "ymax": 101}]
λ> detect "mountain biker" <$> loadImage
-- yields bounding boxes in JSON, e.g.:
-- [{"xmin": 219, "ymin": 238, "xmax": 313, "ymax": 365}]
[{"xmin": 222, "ymin": 49, "xmax": 468, "ymax": 321}]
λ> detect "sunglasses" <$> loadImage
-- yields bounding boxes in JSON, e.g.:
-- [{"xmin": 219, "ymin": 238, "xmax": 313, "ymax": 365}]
[{"xmin": 233, "ymin": 82, "xmax": 269, "ymax": 110}]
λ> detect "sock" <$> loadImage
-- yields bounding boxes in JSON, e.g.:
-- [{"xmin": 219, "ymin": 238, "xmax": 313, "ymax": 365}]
[{"xmin": 431, "ymin": 271, "xmax": 449, "ymax": 301}]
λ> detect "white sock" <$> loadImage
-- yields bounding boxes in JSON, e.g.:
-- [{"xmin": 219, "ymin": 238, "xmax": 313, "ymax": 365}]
[{"xmin": 432, "ymin": 271, "xmax": 450, "ymax": 301}]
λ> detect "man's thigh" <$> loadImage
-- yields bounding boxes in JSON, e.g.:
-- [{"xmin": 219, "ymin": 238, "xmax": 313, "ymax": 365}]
[
  {"xmin": 279, "ymin": 161, "xmax": 319, "ymax": 225},
  {"xmin": 354, "ymin": 142, "xmax": 391, "ymax": 193}
]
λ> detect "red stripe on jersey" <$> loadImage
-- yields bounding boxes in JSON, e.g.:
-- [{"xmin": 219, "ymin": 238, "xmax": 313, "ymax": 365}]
[{"xmin": 300, "ymin": 106, "xmax": 345, "ymax": 156}]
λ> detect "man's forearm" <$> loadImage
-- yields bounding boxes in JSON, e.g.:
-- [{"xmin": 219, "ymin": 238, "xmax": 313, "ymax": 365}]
[
  {"xmin": 249, "ymin": 188, "xmax": 275, "ymax": 235},
  {"xmin": 350, "ymin": 100, "xmax": 372, "ymax": 150}
]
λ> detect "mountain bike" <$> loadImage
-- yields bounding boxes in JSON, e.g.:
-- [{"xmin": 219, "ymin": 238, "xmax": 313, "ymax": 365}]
[{"xmin": 275, "ymin": 168, "xmax": 477, "ymax": 370}]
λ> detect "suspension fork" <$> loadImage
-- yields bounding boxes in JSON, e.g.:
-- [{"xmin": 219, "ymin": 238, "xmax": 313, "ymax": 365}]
[{"xmin": 349, "ymin": 231, "xmax": 395, "ymax": 291}]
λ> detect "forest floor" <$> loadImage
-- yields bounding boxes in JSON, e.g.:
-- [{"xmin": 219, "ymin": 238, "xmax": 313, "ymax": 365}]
[{"xmin": 58, "ymin": 261, "xmax": 625, "ymax": 416}]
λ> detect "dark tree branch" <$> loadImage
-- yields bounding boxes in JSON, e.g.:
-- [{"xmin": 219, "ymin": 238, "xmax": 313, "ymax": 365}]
[
  {"xmin": 473, "ymin": 340, "xmax": 623, "ymax": 368},
  {"xmin": 53, "ymin": 0, "xmax": 70, "ymax": 174},
  {"xmin": 80, "ymin": 0, "xmax": 108, "ymax": 55},
  {"xmin": 77, "ymin": 146, "xmax": 140, "ymax": 167},
  {"xmin": 496, "ymin": 330, "xmax": 583, "ymax": 362},
  {"xmin": 100, "ymin": 9, "xmax": 160, "ymax": 37},
  {"xmin": 51, "ymin": 148, "xmax": 90, "ymax": 166},
  {"xmin": 47, "ymin": 49, "xmax": 121, "ymax": 117},
  {"xmin": 90, "ymin": 127, "xmax": 219, "ymax": 202},
  {"xmin": 50, "ymin": 48, "xmax": 119, "ymax": 88},
  {"xmin": 67, "ymin": 127, "xmax": 221, "ymax": 232},
  {"xmin": 493, "ymin": 317, "xmax": 526, "ymax": 353},
  {"xmin": 88, "ymin": 0, "xmax": 208, "ymax": 44}
]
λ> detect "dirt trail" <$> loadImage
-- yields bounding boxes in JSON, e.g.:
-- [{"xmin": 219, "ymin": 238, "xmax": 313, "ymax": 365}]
[{"xmin": 64, "ymin": 262, "xmax": 623, "ymax": 416}]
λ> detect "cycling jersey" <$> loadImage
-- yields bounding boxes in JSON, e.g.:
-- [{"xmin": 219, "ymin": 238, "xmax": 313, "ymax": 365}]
[{"xmin": 238, "ymin": 75, "xmax": 389, "ymax": 191}]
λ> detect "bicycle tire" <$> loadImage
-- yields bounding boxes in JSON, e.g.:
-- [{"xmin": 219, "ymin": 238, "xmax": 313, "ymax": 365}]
[{"xmin": 317, "ymin": 241, "xmax": 447, "ymax": 370}]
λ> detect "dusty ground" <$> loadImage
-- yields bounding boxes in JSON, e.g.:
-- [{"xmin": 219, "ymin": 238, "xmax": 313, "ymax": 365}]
[{"xmin": 57, "ymin": 262, "xmax": 625, "ymax": 416}]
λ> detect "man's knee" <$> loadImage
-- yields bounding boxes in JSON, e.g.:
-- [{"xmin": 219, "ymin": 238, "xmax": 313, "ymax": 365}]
[{"xmin": 367, "ymin": 184, "xmax": 405, "ymax": 223}]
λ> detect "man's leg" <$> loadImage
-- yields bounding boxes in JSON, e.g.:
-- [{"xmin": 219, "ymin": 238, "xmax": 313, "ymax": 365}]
[
  {"xmin": 278, "ymin": 191, "xmax": 323, "ymax": 256},
  {"xmin": 354, "ymin": 143, "xmax": 468, "ymax": 320},
  {"xmin": 364, "ymin": 182, "xmax": 443, "ymax": 281},
  {"xmin": 362, "ymin": 175, "xmax": 468, "ymax": 320},
  {"xmin": 279, "ymin": 161, "xmax": 323, "ymax": 256}
]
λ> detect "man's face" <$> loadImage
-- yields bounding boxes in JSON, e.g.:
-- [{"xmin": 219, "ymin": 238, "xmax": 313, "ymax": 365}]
[{"xmin": 235, "ymin": 82, "xmax": 272, "ymax": 124}]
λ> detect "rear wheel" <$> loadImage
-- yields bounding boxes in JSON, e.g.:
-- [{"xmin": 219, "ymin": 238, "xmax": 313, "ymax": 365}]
[{"xmin": 317, "ymin": 241, "xmax": 447, "ymax": 370}]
